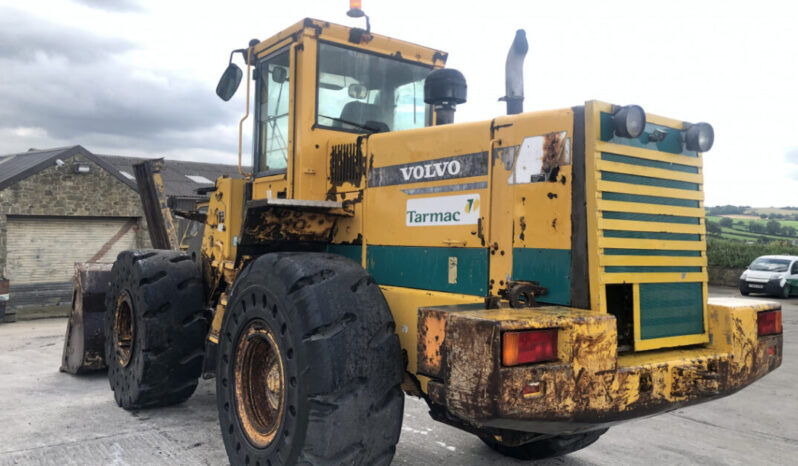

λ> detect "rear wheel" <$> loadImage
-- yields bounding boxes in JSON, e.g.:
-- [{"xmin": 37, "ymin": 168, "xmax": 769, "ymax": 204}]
[
  {"xmin": 216, "ymin": 253, "xmax": 404, "ymax": 465},
  {"xmin": 480, "ymin": 428, "xmax": 608, "ymax": 460},
  {"xmin": 104, "ymin": 249, "xmax": 208, "ymax": 409}
]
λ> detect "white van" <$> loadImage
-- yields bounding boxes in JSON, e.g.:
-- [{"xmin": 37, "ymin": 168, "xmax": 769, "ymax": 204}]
[{"xmin": 739, "ymin": 255, "xmax": 798, "ymax": 298}]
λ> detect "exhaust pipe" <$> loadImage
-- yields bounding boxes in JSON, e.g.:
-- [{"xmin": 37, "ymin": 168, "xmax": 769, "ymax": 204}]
[{"xmin": 501, "ymin": 29, "xmax": 528, "ymax": 115}]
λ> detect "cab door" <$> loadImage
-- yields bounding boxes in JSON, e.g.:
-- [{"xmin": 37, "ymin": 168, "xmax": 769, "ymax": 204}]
[{"xmin": 251, "ymin": 47, "xmax": 292, "ymax": 199}]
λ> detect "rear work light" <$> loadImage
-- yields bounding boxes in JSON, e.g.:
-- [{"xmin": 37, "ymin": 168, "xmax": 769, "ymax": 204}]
[
  {"xmin": 502, "ymin": 329, "xmax": 558, "ymax": 366},
  {"xmin": 757, "ymin": 310, "xmax": 782, "ymax": 336}
]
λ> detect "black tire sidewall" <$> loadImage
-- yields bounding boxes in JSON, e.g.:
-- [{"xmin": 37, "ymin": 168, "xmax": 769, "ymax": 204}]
[
  {"xmin": 217, "ymin": 278, "xmax": 302, "ymax": 464},
  {"xmin": 216, "ymin": 252, "xmax": 404, "ymax": 466}
]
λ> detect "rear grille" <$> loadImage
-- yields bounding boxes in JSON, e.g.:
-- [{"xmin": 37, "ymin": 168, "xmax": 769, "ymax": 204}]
[
  {"xmin": 329, "ymin": 143, "xmax": 364, "ymax": 187},
  {"xmin": 586, "ymin": 102, "xmax": 708, "ymax": 351}
]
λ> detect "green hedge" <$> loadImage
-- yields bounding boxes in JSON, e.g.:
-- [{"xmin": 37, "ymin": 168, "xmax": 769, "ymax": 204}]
[{"xmin": 707, "ymin": 238, "xmax": 798, "ymax": 268}]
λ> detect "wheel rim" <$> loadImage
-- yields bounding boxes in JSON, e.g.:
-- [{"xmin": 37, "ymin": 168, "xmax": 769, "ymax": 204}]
[
  {"xmin": 113, "ymin": 291, "xmax": 135, "ymax": 367},
  {"xmin": 234, "ymin": 320, "xmax": 285, "ymax": 448}
]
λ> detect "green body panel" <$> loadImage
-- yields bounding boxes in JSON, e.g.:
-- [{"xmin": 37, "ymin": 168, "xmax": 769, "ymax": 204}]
[
  {"xmin": 639, "ymin": 282, "xmax": 705, "ymax": 340},
  {"xmin": 601, "ymin": 171, "xmax": 699, "ymax": 191},
  {"xmin": 599, "ymin": 112, "xmax": 697, "ymax": 156},
  {"xmin": 605, "ymin": 266, "xmax": 702, "ymax": 273},
  {"xmin": 603, "ymin": 230, "xmax": 701, "ymax": 241},
  {"xmin": 602, "ymin": 191, "xmax": 700, "ymax": 208},
  {"xmin": 366, "ymin": 245, "xmax": 488, "ymax": 295},
  {"xmin": 326, "ymin": 244, "xmax": 362, "ymax": 263},
  {"xmin": 601, "ymin": 152, "xmax": 699, "ymax": 173},
  {"xmin": 602, "ymin": 211, "xmax": 700, "ymax": 224},
  {"xmin": 604, "ymin": 248, "xmax": 701, "ymax": 257},
  {"xmin": 512, "ymin": 248, "xmax": 571, "ymax": 306}
]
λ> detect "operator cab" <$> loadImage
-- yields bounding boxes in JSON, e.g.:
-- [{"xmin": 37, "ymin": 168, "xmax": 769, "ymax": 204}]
[{"xmin": 215, "ymin": 18, "xmax": 450, "ymax": 201}]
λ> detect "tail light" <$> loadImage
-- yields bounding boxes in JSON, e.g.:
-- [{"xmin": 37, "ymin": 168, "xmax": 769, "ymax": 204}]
[
  {"xmin": 502, "ymin": 329, "xmax": 558, "ymax": 366},
  {"xmin": 757, "ymin": 310, "xmax": 782, "ymax": 336}
]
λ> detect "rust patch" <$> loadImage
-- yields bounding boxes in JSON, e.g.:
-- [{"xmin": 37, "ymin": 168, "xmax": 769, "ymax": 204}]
[{"xmin": 417, "ymin": 308, "xmax": 447, "ymax": 378}]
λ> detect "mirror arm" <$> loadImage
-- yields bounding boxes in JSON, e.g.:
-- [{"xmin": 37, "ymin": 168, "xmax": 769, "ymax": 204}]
[{"xmin": 237, "ymin": 47, "xmax": 253, "ymax": 179}]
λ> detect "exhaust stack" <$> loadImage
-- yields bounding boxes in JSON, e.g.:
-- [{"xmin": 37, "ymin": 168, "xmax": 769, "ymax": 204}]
[{"xmin": 501, "ymin": 29, "xmax": 528, "ymax": 115}]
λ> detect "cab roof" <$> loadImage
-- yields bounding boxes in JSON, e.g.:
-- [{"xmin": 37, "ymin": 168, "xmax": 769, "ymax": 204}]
[{"xmin": 250, "ymin": 18, "xmax": 448, "ymax": 68}]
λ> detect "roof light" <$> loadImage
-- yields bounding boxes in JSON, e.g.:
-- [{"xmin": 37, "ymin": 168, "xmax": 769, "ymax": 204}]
[
  {"xmin": 120, "ymin": 170, "xmax": 135, "ymax": 180},
  {"xmin": 757, "ymin": 310, "xmax": 782, "ymax": 336},
  {"xmin": 502, "ymin": 329, "xmax": 558, "ymax": 366},
  {"xmin": 684, "ymin": 122, "xmax": 714, "ymax": 152},
  {"xmin": 347, "ymin": 0, "xmax": 364, "ymax": 17},
  {"xmin": 612, "ymin": 105, "xmax": 646, "ymax": 138}
]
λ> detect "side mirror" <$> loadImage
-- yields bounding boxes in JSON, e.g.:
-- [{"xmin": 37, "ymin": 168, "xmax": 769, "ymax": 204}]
[
  {"xmin": 348, "ymin": 83, "xmax": 368, "ymax": 99},
  {"xmin": 216, "ymin": 63, "xmax": 243, "ymax": 101}
]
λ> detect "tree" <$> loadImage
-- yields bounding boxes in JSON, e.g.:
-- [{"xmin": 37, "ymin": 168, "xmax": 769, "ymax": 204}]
[
  {"xmin": 719, "ymin": 217, "xmax": 733, "ymax": 228},
  {"xmin": 749, "ymin": 222, "xmax": 765, "ymax": 234},
  {"xmin": 783, "ymin": 226, "xmax": 796, "ymax": 237},
  {"xmin": 766, "ymin": 220, "xmax": 781, "ymax": 235},
  {"xmin": 706, "ymin": 221, "xmax": 722, "ymax": 235}
]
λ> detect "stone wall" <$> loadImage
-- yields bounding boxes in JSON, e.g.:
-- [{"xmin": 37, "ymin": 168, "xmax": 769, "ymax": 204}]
[
  {"xmin": 708, "ymin": 267, "xmax": 744, "ymax": 288},
  {"xmin": 0, "ymin": 152, "xmax": 151, "ymax": 321}
]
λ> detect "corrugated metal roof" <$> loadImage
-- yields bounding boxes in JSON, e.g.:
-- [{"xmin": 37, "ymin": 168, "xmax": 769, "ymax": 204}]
[
  {"xmin": 97, "ymin": 155, "xmax": 244, "ymax": 198},
  {"xmin": 0, "ymin": 146, "xmax": 245, "ymax": 199}
]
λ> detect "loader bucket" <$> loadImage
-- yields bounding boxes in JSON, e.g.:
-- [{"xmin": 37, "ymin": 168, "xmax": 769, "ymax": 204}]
[{"xmin": 60, "ymin": 263, "xmax": 113, "ymax": 374}]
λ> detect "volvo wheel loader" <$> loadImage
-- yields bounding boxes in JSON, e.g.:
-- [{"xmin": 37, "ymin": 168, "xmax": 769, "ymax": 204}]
[{"xmin": 63, "ymin": 5, "xmax": 783, "ymax": 465}]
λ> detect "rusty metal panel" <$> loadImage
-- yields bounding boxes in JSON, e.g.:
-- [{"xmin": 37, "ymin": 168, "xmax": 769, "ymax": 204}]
[
  {"xmin": 133, "ymin": 159, "xmax": 178, "ymax": 250},
  {"xmin": 417, "ymin": 308, "xmax": 448, "ymax": 378},
  {"xmin": 60, "ymin": 263, "xmax": 112, "ymax": 374}
]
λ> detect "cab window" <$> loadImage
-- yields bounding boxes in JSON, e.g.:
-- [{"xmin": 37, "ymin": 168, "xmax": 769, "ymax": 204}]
[
  {"xmin": 792, "ymin": 261, "xmax": 798, "ymax": 274},
  {"xmin": 316, "ymin": 42, "xmax": 431, "ymax": 133},
  {"xmin": 254, "ymin": 51, "xmax": 290, "ymax": 173}
]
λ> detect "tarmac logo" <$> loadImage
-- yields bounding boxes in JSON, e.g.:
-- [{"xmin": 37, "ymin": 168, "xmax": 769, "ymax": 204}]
[{"xmin": 406, "ymin": 193, "xmax": 480, "ymax": 226}]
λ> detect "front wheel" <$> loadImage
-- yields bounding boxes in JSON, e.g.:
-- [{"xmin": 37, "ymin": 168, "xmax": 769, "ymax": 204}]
[
  {"xmin": 780, "ymin": 283, "xmax": 791, "ymax": 299},
  {"xmin": 480, "ymin": 428, "xmax": 608, "ymax": 460},
  {"xmin": 216, "ymin": 253, "xmax": 404, "ymax": 465}
]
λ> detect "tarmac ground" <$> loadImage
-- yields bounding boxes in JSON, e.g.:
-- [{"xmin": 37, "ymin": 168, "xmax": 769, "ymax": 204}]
[{"xmin": 0, "ymin": 286, "xmax": 795, "ymax": 465}]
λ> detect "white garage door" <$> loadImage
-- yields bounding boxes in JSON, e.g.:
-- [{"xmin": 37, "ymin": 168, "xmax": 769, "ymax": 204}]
[{"xmin": 6, "ymin": 217, "xmax": 139, "ymax": 284}]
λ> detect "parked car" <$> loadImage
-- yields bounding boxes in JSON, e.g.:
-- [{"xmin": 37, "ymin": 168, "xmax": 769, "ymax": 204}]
[{"xmin": 739, "ymin": 255, "xmax": 798, "ymax": 298}]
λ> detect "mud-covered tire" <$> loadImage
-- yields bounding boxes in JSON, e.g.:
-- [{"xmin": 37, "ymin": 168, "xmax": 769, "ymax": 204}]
[
  {"xmin": 104, "ymin": 249, "xmax": 208, "ymax": 409},
  {"xmin": 480, "ymin": 428, "xmax": 608, "ymax": 460},
  {"xmin": 216, "ymin": 253, "xmax": 404, "ymax": 466}
]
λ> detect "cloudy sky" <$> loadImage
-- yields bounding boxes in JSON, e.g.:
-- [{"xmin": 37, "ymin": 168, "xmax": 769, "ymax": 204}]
[{"xmin": 0, "ymin": 0, "xmax": 795, "ymax": 206}]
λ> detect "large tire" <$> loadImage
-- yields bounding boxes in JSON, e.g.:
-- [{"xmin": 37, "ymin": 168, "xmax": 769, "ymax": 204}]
[
  {"xmin": 216, "ymin": 253, "xmax": 404, "ymax": 466},
  {"xmin": 104, "ymin": 249, "xmax": 208, "ymax": 409},
  {"xmin": 480, "ymin": 428, "xmax": 608, "ymax": 460}
]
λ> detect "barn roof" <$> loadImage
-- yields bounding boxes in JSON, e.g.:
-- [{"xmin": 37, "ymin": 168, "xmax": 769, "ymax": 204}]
[{"xmin": 0, "ymin": 145, "xmax": 244, "ymax": 197}]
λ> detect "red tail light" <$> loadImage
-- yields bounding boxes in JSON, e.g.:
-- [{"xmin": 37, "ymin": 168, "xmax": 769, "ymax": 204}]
[
  {"xmin": 757, "ymin": 310, "xmax": 782, "ymax": 336},
  {"xmin": 502, "ymin": 329, "xmax": 558, "ymax": 366}
]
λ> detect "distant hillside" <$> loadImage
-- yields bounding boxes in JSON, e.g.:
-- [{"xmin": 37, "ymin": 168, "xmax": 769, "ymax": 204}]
[{"xmin": 705, "ymin": 205, "xmax": 798, "ymax": 244}]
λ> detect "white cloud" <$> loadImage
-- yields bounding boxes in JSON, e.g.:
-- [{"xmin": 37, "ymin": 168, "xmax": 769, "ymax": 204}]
[{"xmin": 0, "ymin": 0, "xmax": 795, "ymax": 206}]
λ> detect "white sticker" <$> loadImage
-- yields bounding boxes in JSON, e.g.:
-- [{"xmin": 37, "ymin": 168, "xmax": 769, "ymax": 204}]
[
  {"xmin": 406, "ymin": 193, "xmax": 480, "ymax": 226},
  {"xmin": 508, "ymin": 131, "xmax": 571, "ymax": 184}
]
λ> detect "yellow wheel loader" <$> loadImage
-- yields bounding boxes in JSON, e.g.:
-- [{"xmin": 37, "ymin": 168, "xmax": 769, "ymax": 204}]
[{"xmin": 62, "ymin": 6, "xmax": 782, "ymax": 465}]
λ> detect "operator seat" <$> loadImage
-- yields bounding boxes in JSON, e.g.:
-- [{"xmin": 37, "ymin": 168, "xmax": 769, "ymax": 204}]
[{"xmin": 337, "ymin": 101, "xmax": 389, "ymax": 132}]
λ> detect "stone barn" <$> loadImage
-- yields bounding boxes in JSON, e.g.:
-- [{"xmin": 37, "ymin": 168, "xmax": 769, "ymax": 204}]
[{"xmin": 0, "ymin": 145, "xmax": 240, "ymax": 322}]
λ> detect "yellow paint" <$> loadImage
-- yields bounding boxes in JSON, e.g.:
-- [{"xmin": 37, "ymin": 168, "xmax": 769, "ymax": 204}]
[
  {"xmin": 595, "ymin": 141, "xmax": 703, "ymax": 167},
  {"xmin": 201, "ymin": 177, "xmax": 247, "ymax": 266},
  {"xmin": 379, "ymin": 285, "xmax": 482, "ymax": 391},
  {"xmin": 596, "ymin": 180, "xmax": 705, "ymax": 201}
]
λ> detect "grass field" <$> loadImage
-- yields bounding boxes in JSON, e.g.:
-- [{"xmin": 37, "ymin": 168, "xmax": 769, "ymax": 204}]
[{"xmin": 706, "ymin": 214, "xmax": 798, "ymax": 244}]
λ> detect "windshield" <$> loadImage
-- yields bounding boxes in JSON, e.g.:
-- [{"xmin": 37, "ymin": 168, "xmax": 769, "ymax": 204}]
[
  {"xmin": 749, "ymin": 258, "xmax": 790, "ymax": 272},
  {"xmin": 316, "ymin": 42, "xmax": 431, "ymax": 133}
]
